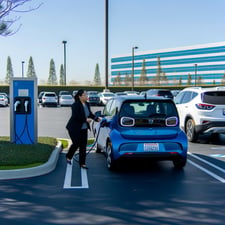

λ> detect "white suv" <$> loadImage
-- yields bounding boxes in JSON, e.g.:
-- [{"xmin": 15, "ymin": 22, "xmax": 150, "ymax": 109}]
[{"xmin": 174, "ymin": 86, "xmax": 225, "ymax": 142}]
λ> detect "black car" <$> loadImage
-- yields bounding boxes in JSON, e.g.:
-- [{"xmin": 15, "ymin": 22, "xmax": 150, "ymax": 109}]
[
  {"xmin": 146, "ymin": 89, "xmax": 173, "ymax": 99},
  {"xmin": 87, "ymin": 91, "xmax": 100, "ymax": 106}
]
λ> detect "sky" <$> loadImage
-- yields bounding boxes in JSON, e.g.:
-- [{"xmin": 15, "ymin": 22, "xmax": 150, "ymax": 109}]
[{"xmin": 1, "ymin": 0, "xmax": 225, "ymax": 85}]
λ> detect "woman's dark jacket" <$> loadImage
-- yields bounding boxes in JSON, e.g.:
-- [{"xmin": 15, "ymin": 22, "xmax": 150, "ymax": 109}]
[{"xmin": 66, "ymin": 101, "xmax": 97, "ymax": 139}]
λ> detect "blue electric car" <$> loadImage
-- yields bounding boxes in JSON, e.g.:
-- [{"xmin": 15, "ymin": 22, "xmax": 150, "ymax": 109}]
[{"xmin": 94, "ymin": 95, "xmax": 188, "ymax": 170}]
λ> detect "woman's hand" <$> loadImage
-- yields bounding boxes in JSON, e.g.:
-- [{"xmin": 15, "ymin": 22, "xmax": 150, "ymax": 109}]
[{"xmin": 86, "ymin": 118, "xmax": 92, "ymax": 123}]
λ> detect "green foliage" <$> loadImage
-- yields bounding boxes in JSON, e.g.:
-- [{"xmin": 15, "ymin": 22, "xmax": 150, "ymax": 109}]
[
  {"xmin": 26, "ymin": 56, "xmax": 36, "ymax": 78},
  {"xmin": 59, "ymin": 64, "xmax": 65, "ymax": 85},
  {"xmin": 5, "ymin": 56, "xmax": 13, "ymax": 84},
  {"xmin": 93, "ymin": 63, "xmax": 101, "ymax": 86},
  {"xmin": 139, "ymin": 59, "xmax": 148, "ymax": 85},
  {"xmin": 48, "ymin": 59, "xmax": 58, "ymax": 85}
]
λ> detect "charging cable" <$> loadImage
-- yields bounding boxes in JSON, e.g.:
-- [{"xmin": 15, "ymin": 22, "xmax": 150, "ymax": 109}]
[{"xmin": 73, "ymin": 118, "xmax": 106, "ymax": 163}]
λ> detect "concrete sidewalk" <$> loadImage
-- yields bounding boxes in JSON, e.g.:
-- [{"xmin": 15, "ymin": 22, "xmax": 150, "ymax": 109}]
[{"xmin": 0, "ymin": 142, "xmax": 62, "ymax": 181}]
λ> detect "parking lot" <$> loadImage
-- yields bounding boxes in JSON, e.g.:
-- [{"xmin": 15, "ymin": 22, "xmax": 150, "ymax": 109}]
[{"xmin": 0, "ymin": 106, "xmax": 225, "ymax": 225}]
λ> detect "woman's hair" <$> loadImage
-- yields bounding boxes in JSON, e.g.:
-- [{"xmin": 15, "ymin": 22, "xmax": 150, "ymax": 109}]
[{"xmin": 74, "ymin": 89, "xmax": 85, "ymax": 102}]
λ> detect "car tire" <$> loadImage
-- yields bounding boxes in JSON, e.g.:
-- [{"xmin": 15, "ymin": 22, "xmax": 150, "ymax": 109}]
[
  {"xmin": 185, "ymin": 118, "xmax": 198, "ymax": 142},
  {"xmin": 173, "ymin": 156, "xmax": 187, "ymax": 169},
  {"xmin": 106, "ymin": 142, "xmax": 117, "ymax": 170}
]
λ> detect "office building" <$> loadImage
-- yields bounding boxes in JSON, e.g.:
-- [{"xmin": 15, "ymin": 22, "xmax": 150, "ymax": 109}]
[{"xmin": 111, "ymin": 42, "xmax": 225, "ymax": 86}]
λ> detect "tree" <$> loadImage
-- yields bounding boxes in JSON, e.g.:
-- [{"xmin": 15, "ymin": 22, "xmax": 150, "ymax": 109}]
[
  {"xmin": 114, "ymin": 72, "xmax": 121, "ymax": 86},
  {"xmin": 179, "ymin": 77, "xmax": 182, "ymax": 86},
  {"xmin": 187, "ymin": 73, "xmax": 192, "ymax": 85},
  {"xmin": 26, "ymin": 56, "xmax": 36, "ymax": 77},
  {"xmin": 0, "ymin": 0, "xmax": 42, "ymax": 36},
  {"xmin": 155, "ymin": 56, "xmax": 162, "ymax": 85},
  {"xmin": 59, "ymin": 64, "xmax": 65, "ymax": 85},
  {"xmin": 139, "ymin": 59, "xmax": 148, "ymax": 85},
  {"xmin": 5, "ymin": 56, "xmax": 13, "ymax": 84},
  {"xmin": 93, "ymin": 63, "xmax": 101, "ymax": 86},
  {"xmin": 48, "ymin": 59, "xmax": 57, "ymax": 85},
  {"xmin": 124, "ymin": 73, "xmax": 131, "ymax": 86},
  {"xmin": 221, "ymin": 72, "xmax": 225, "ymax": 85}
]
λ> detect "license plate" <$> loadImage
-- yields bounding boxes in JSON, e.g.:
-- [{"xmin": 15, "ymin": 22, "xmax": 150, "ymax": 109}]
[{"xmin": 144, "ymin": 143, "xmax": 159, "ymax": 152}]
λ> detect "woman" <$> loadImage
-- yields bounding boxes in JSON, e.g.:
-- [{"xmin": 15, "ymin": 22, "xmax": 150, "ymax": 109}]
[{"xmin": 66, "ymin": 89, "xmax": 100, "ymax": 169}]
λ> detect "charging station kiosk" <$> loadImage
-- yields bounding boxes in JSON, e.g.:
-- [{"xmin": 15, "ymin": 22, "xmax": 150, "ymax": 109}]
[{"xmin": 10, "ymin": 77, "xmax": 37, "ymax": 144}]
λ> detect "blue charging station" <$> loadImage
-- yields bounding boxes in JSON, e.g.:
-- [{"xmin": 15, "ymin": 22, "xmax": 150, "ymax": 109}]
[{"xmin": 10, "ymin": 77, "xmax": 37, "ymax": 144}]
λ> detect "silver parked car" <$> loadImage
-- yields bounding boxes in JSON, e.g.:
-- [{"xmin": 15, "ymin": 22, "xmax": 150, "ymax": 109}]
[
  {"xmin": 0, "ymin": 94, "xmax": 9, "ymax": 107},
  {"xmin": 59, "ymin": 94, "xmax": 74, "ymax": 106}
]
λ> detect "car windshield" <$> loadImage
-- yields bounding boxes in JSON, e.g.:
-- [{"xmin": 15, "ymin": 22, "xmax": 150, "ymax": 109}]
[
  {"xmin": 202, "ymin": 91, "xmax": 225, "ymax": 105},
  {"xmin": 119, "ymin": 100, "xmax": 178, "ymax": 127}
]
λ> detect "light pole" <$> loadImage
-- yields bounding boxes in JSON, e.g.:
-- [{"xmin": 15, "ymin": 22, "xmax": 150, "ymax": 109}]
[
  {"xmin": 21, "ymin": 61, "xmax": 25, "ymax": 78},
  {"xmin": 105, "ymin": 0, "xmax": 109, "ymax": 90},
  {"xmin": 194, "ymin": 63, "xmax": 197, "ymax": 86},
  {"xmin": 131, "ymin": 46, "xmax": 138, "ymax": 91},
  {"xmin": 62, "ymin": 40, "xmax": 67, "ymax": 85}
]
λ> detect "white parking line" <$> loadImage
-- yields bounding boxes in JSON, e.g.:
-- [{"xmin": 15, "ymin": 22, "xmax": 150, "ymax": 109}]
[
  {"xmin": 188, "ymin": 152, "xmax": 225, "ymax": 183},
  {"xmin": 63, "ymin": 162, "xmax": 89, "ymax": 189}
]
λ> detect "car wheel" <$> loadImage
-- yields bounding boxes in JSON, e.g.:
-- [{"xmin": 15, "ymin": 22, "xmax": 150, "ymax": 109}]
[
  {"xmin": 173, "ymin": 156, "xmax": 187, "ymax": 169},
  {"xmin": 106, "ymin": 142, "xmax": 116, "ymax": 170},
  {"xmin": 185, "ymin": 119, "xmax": 198, "ymax": 142}
]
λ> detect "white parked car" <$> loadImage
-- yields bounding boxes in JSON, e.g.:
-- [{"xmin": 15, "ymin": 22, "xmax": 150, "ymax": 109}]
[
  {"xmin": 174, "ymin": 86, "xmax": 225, "ymax": 142},
  {"xmin": 98, "ymin": 92, "xmax": 115, "ymax": 105},
  {"xmin": 0, "ymin": 94, "xmax": 9, "ymax": 106},
  {"xmin": 59, "ymin": 94, "xmax": 74, "ymax": 106},
  {"xmin": 41, "ymin": 92, "xmax": 58, "ymax": 107}
]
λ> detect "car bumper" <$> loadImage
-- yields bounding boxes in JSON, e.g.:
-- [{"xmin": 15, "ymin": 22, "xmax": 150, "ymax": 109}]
[
  {"xmin": 195, "ymin": 121, "xmax": 225, "ymax": 134},
  {"xmin": 110, "ymin": 131, "xmax": 188, "ymax": 161}
]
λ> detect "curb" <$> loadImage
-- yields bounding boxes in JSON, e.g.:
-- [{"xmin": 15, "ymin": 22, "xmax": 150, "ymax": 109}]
[{"xmin": 0, "ymin": 141, "xmax": 62, "ymax": 181}]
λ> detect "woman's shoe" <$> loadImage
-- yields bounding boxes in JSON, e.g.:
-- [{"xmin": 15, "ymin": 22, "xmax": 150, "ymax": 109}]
[{"xmin": 80, "ymin": 164, "xmax": 88, "ymax": 169}]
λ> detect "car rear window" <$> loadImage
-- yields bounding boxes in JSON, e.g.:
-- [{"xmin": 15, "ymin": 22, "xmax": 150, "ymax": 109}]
[
  {"xmin": 45, "ymin": 93, "xmax": 56, "ymax": 97},
  {"xmin": 119, "ymin": 100, "xmax": 178, "ymax": 127},
  {"xmin": 202, "ymin": 91, "xmax": 225, "ymax": 105}
]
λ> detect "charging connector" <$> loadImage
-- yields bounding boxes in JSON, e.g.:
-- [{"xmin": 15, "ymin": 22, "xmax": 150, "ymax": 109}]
[
  {"xmin": 14, "ymin": 100, "xmax": 20, "ymax": 112},
  {"xmin": 24, "ymin": 100, "xmax": 29, "ymax": 112}
]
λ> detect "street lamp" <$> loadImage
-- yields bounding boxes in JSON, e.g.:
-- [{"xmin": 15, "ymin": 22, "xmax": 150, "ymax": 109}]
[
  {"xmin": 194, "ymin": 64, "xmax": 197, "ymax": 86},
  {"xmin": 131, "ymin": 46, "xmax": 138, "ymax": 91},
  {"xmin": 21, "ymin": 61, "xmax": 25, "ymax": 78},
  {"xmin": 62, "ymin": 40, "xmax": 67, "ymax": 85}
]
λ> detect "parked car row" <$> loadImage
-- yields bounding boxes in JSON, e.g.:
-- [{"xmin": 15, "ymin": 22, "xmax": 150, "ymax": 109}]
[
  {"xmin": 89, "ymin": 86, "xmax": 225, "ymax": 171},
  {"xmin": 38, "ymin": 91, "xmax": 74, "ymax": 107}
]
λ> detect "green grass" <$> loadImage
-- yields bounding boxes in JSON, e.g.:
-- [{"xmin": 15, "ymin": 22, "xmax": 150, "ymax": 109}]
[
  {"xmin": 0, "ymin": 136, "xmax": 57, "ymax": 170},
  {"xmin": 0, "ymin": 137, "xmax": 95, "ymax": 170}
]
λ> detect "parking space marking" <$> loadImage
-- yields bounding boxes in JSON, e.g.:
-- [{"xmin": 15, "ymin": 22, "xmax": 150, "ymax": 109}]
[
  {"xmin": 188, "ymin": 152, "xmax": 225, "ymax": 183},
  {"xmin": 63, "ymin": 162, "xmax": 89, "ymax": 189}
]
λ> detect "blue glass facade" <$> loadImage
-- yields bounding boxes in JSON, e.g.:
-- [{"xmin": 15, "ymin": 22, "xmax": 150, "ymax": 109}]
[{"xmin": 111, "ymin": 42, "xmax": 225, "ymax": 86}]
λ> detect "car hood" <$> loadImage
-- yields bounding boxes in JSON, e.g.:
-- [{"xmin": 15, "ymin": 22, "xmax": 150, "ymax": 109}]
[{"xmin": 119, "ymin": 127, "xmax": 179, "ymax": 140}]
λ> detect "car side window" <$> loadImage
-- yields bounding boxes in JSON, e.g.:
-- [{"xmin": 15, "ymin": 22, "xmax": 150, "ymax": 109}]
[
  {"xmin": 174, "ymin": 92, "xmax": 185, "ymax": 104},
  {"xmin": 108, "ymin": 99, "xmax": 117, "ymax": 116},
  {"xmin": 103, "ymin": 99, "xmax": 113, "ymax": 116},
  {"xmin": 180, "ymin": 91, "xmax": 193, "ymax": 104}
]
